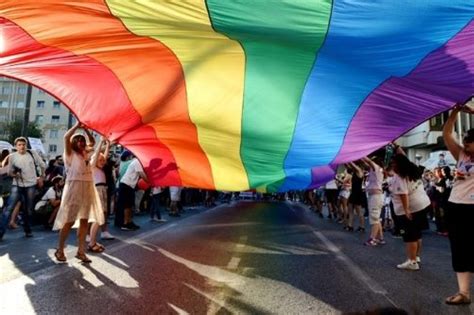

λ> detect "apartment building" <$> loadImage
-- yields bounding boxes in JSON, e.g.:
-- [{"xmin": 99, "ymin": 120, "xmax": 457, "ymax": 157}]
[
  {"xmin": 0, "ymin": 77, "xmax": 28, "ymax": 140},
  {"xmin": 29, "ymin": 86, "xmax": 73, "ymax": 158},
  {"xmin": 0, "ymin": 77, "xmax": 73, "ymax": 159},
  {"xmin": 398, "ymin": 98, "xmax": 474, "ymax": 165}
]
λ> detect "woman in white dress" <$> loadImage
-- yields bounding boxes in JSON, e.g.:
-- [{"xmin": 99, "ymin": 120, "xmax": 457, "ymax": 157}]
[{"xmin": 53, "ymin": 121, "xmax": 104, "ymax": 263}]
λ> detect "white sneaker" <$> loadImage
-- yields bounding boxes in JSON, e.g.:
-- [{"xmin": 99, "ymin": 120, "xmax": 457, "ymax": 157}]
[
  {"xmin": 101, "ymin": 231, "xmax": 115, "ymax": 240},
  {"xmin": 416, "ymin": 256, "xmax": 421, "ymax": 264},
  {"xmin": 151, "ymin": 217, "xmax": 167, "ymax": 223},
  {"xmin": 397, "ymin": 260, "xmax": 420, "ymax": 271}
]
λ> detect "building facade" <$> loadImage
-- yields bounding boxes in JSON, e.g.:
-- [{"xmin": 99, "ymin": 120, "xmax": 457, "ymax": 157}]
[
  {"xmin": 0, "ymin": 77, "xmax": 28, "ymax": 140},
  {"xmin": 29, "ymin": 86, "xmax": 73, "ymax": 158},
  {"xmin": 398, "ymin": 98, "xmax": 474, "ymax": 166},
  {"xmin": 0, "ymin": 77, "xmax": 73, "ymax": 159}
]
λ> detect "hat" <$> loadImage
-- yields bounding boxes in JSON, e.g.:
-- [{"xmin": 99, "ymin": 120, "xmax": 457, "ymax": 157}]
[{"xmin": 120, "ymin": 150, "xmax": 133, "ymax": 161}]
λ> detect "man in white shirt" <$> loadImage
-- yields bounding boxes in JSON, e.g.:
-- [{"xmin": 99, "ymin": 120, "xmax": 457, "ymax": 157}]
[
  {"xmin": 116, "ymin": 157, "xmax": 147, "ymax": 230},
  {"xmin": 0, "ymin": 137, "xmax": 45, "ymax": 240}
]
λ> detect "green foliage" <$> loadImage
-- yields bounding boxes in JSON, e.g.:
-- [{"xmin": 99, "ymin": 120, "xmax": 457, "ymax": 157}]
[{"xmin": 4, "ymin": 120, "xmax": 43, "ymax": 144}]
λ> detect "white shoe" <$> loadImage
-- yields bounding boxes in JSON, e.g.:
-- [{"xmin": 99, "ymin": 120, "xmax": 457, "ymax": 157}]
[
  {"xmin": 397, "ymin": 260, "xmax": 420, "ymax": 271},
  {"xmin": 151, "ymin": 217, "xmax": 167, "ymax": 223},
  {"xmin": 416, "ymin": 256, "xmax": 421, "ymax": 264},
  {"xmin": 101, "ymin": 231, "xmax": 115, "ymax": 240}
]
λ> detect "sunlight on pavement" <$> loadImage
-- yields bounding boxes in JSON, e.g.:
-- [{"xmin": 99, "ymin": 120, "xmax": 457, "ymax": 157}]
[
  {"xmin": 158, "ymin": 248, "xmax": 245, "ymax": 287},
  {"xmin": 215, "ymin": 241, "xmax": 329, "ymax": 256},
  {"xmin": 168, "ymin": 302, "xmax": 190, "ymax": 315},
  {"xmin": 0, "ymin": 254, "xmax": 35, "ymax": 314},
  {"xmin": 76, "ymin": 258, "xmax": 139, "ymax": 289},
  {"xmin": 158, "ymin": 247, "xmax": 338, "ymax": 314},
  {"xmin": 101, "ymin": 252, "xmax": 130, "ymax": 268},
  {"xmin": 0, "ymin": 253, "xmax": 32, "ymax": 283},
  {"xmin": 184, "ymin": 222, "xmax": 262, "ymax": 229},
  {"xmin": 0, "ymin": 247, "xmax": 140, "ymax": 314},
  {"xmin": 0, "ymin": 274, "xmax": 35, "ymax": 314},
  {"xmin": 183, "ymin": 283, "xmax": 226, "ymax": 310}
]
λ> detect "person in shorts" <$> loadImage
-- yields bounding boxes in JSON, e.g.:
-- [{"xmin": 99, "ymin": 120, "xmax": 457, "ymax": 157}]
[
  {"xmin": 390, "ymin": 152, "xmax": 430, "ymax": 271},
  {"xmin": 362, "ymin": 156, "xmax": 385, "ymax": 246}
]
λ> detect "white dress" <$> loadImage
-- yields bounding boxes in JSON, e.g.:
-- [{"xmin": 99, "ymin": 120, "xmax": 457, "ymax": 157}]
[{"xmin": 53, "ymin": 151, "xmax": 104, "ymax": 230}]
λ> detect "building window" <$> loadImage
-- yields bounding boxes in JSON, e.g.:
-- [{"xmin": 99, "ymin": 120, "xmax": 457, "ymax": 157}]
[
  {"xmin": 49, "ymin": 144, "xmax": 57, "ymax": 153},
  {"xmin": 430, "ymin": 113, "xmax": 447, "ymax": 131},
  {"xmin": 1, "ymin": 87, "xmax": 11, "ymax": 94},
  {"xmin": 18, "ymin": 87, "xmax": 27, "ymax": 95},
  {"xmin": 0, "ymin": 101, "xmax": 8, "ymax": 108},
  {"xmin": 35, "ymin": 115, "xmax": 44, "ymax": 124},
  {"xmin": 51, "ymin": 115, "xmax": 60, "ymax": 124},
  {"xmin": 16, "ymin": 101, "xmax": 25, "ymax": 108},
  {"xmin": 53, "ymin": 101, "xmax": 61, "ymax": 109},
  {"xmin": 36, "ymin": 100, "xmax": 45, "ymax": 108},
  {"xmin": 49, "ymin": 129, "xmax": 59, "ymax": 138}
]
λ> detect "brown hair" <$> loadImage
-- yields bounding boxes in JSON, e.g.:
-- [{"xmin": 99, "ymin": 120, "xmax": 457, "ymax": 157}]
[
  {"xmin": 71, "ymin": 134, "xmax": 86, "ymax": 153},
  {"xmin": 463, "ymin": 129, "xmax": 474, "ymax": 144}
]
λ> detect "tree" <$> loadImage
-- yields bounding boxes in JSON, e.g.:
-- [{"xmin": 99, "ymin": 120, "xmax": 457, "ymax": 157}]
[{"xmin": 4, "ymin": 120, "xmax": 43, "ymax": 144}]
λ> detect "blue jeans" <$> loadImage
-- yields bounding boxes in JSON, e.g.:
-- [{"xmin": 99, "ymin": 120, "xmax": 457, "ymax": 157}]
[
  {"xmin": 0, "ymin": 185, "xmax": 36, "ymax": 236},
  {"xmin": 150, "ymin": 194, "xmax": 162, "ymax": 219}
]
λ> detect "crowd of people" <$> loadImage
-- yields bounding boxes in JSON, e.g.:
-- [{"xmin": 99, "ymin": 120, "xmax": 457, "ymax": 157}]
[
  {"xmin": 292, "ymin": 104, "xmax": 473, "ymax": 305},
  {"xmin": 0, "ymin": 122, "xmax": 228, "ymax": 260},
  {"xmin": 0, "ymin": 104, "xmax": 472, "ymax": 305}
]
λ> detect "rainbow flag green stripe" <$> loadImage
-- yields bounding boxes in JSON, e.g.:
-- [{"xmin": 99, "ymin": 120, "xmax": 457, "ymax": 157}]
[{"xmin": 207, "ymin": 0, "xmax": 332, "ymax": 191}]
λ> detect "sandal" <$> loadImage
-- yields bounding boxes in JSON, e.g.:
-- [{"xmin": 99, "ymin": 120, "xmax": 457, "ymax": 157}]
[
  {"xmin": 75, "ymin": 252, "xmax": 92, "ymax": 263},
  {"xmin": 445, "ymin": 292, "xmax": 471, "ymax": 305},
  {"xmin": 87, "ymin": 243, "xmax": 105, "ymax": 253},
  {"xmin": 54, "ymin": 249, "xmax": 67, "ymax": 262}
]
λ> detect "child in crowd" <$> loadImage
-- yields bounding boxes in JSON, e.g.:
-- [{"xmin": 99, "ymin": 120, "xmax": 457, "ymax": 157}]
[{"xmin": 87, "ymin": 137, "xmax": 114, "ymax": 253}]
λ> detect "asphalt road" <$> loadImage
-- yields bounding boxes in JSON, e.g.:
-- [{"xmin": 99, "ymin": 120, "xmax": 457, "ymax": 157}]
[{"xmin": 0, "ymin": 201, "xmax": 472, "ymax": 314}]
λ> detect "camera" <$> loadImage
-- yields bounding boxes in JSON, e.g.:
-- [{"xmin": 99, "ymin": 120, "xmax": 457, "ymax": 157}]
[{"xmin": 12, "ymin": 166, "xmax": 22, "ymax": 174}]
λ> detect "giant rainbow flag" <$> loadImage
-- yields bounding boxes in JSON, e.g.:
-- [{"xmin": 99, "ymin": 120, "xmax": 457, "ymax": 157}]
[{"xmin": 0, "ymin": 1, "xmax": 473, "ymax": 192}]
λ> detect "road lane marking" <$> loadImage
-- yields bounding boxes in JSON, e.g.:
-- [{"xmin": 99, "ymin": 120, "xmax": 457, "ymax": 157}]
[{"xmin": 312, "ymin": 230, "xmax": 399, "ymax": 308}]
